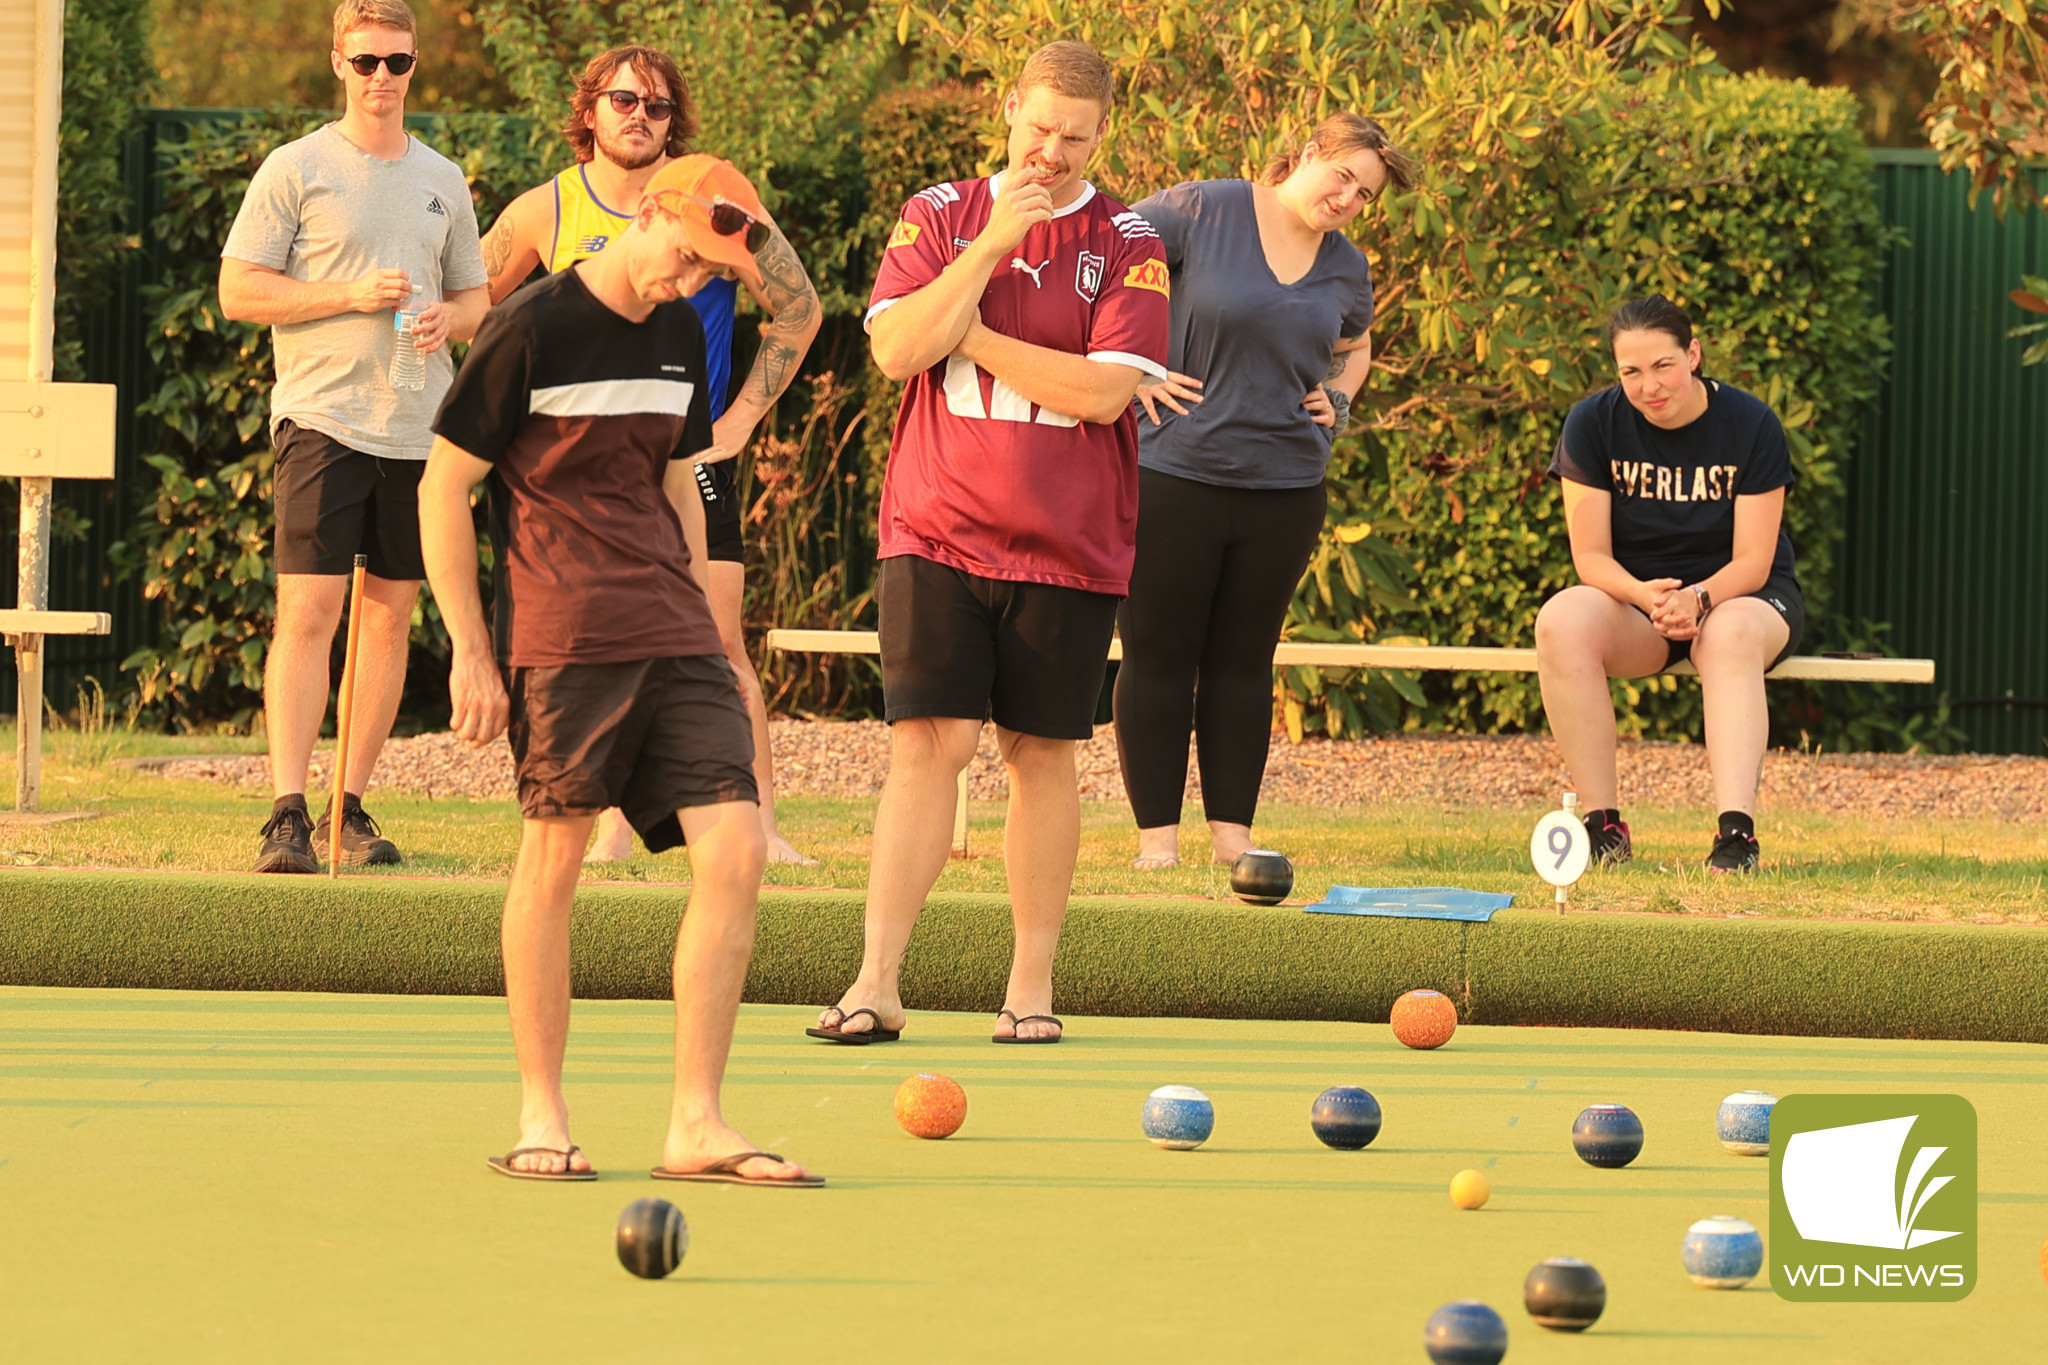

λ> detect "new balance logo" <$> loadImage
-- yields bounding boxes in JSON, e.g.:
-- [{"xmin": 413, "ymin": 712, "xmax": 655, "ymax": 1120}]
[
  {"xmin": 427, "ymin": 196, "xmax": 446, "ymax": 217},
  {"xmin": 1011, "ymin": 257, "xmax": 1050, "ymax": 287},
  {"xmin": 575, "ymin": 235, "xmax": 611, "ymax": 255}
]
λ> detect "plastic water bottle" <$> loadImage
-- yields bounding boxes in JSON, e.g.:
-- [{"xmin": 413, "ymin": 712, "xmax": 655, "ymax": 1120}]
[{"xmin": 389, "ymin": 307, "xmax": 425, "ymax": 391}]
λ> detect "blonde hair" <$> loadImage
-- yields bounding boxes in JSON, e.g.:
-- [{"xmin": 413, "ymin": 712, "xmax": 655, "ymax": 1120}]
[
  {"xmin": 1260, "ymin": 113, "xmax": 1417, "ymax": 192},
  {"xmin": 332, "ymin": 0, "xmax": 417, "ymax": 49},
  {"xmin": 1015, "ymin": 41, "xmax": 1114, "ymax": 112}
]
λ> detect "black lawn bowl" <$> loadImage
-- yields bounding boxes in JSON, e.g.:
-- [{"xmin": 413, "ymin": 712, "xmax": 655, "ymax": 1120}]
[
  {"xmin": 616, "ymin": 1197, "xmax": 688, "ymax": 1279},
  {"xmin": 1523, "ymin": 1257, "xmax": 1606, "ymax": 1331},
  {"xmin": 1229, "ymin": 849, "xmax": 1295, "ymax": 905}
]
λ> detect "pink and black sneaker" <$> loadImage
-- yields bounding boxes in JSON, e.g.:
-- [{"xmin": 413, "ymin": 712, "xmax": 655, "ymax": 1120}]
[
  {"xmin": 1582, "ymin": 809, "xmax": 1632, "ymax": 867},
  {"xmin": 1706, "ymin": 829, "xmax": 1760, "ymax": 874}
]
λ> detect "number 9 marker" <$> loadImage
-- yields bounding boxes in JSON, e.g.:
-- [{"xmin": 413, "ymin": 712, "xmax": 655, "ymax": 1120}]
[{"xmin": 1530, "ymin": 791, "xmax": 1591, "ymax": 912}]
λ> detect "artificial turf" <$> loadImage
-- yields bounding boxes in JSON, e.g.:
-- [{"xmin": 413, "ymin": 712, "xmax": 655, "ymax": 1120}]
[
  {"xmin": 1, "ymin": 986, "xmax": 2042, "ymax": 1363},
  {"xmin": 5, "ymin": 870, "xmax": 2047, "ymax": 1041}
]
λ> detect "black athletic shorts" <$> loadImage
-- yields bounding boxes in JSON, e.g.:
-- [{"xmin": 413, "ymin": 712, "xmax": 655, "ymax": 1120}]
[
  {"xmin": 694, "ymin": 458, "xmax": 743, "ymax": 564},
  {"xmin": 271, "ymin": 420, "xmax": 426, "ymax": 579},
  {"xmin": 1661, "ymin": 570, "xmax": 1806, "ymax": 671},
  {"xmin": 877, "ymin": 554, "xmax": 1120, "ymax": 741},
  {"xmin": 506, "ymin": 654, "xmax": 757, "ymax": 853}
]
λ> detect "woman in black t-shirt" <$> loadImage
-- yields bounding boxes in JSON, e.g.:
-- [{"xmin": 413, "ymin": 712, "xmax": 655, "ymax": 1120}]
[
  {"xmin": 1536, "ymin": 296, "xmax": 1805, "ymax": 874},
  {"xmin": 1115, "ymin": 113, "xmax": 1416, "ymax": 870}
]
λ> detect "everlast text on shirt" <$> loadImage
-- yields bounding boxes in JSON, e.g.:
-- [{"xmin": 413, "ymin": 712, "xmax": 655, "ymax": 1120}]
[{"xmin": 1612, "ymin": 462, "xmax": 1744, "ymax": 503}]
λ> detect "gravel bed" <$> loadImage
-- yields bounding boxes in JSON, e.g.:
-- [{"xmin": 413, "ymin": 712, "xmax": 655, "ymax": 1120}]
[{"xmin": 152, "ymin": 721, "xmax": 2048, "ymax": 820}]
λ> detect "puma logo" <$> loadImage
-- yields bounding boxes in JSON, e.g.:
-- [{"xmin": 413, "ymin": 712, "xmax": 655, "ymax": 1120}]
[{"xmin": 1011, "ymin": 257, "xmax": 1050, "ymax": 286}]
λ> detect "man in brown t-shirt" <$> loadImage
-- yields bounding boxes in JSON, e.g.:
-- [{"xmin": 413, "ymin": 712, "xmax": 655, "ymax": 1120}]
[{"xmin": 419, "ymin": 156, "xmax": 820, "ymax": 1188}]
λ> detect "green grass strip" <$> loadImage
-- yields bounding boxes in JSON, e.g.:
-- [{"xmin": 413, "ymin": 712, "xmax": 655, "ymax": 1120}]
[{"xmin": 2, "ymin": 870, "xmax": 2043, "ymax": 1041}]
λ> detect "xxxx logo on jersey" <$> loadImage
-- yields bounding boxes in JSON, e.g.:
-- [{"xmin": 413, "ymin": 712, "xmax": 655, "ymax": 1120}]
[
  {"xmin": 1122, "ymin": 259, "xmax": 1170, "ymax": 296},
  {"xmin": 886, "ymin": 220, "xmax": 921, "ymax": 250}
]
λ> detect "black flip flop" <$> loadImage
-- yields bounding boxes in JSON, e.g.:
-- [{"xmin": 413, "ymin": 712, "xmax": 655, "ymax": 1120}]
[
  {"xmin": 804, "ymin": 1007, "xmax": 902, "ymax": 1045},
  {"xmin": 486, "ymin": 1145, "xmax": 597, "ymax": 1181},
  {"xmin": 651, "ymin": 1150, "xmax": 825, "ymax": 1188},
  {"xmin": 992, "ymin": 1009, "xmax": 1064, "ymax": 1044}
]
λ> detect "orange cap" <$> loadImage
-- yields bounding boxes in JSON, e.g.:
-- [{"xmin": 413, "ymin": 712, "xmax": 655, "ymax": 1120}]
[{"xmin": 643, "ymin": 155, "xmax": 768, "ymax": 288}]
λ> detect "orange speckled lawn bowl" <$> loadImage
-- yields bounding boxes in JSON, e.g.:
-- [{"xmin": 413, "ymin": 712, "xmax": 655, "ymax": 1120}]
[
  {"xmin": 894, "ymin": 1071, "xmax": 968, "ymax": 1139},
  {"xmin": 1390, "ymin": 989, "xmax": 1459, "ymax": 1050}
]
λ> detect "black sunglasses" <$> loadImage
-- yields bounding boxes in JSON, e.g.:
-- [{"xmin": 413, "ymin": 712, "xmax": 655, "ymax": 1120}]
[
  {"xmin": 603, "ymin": 90, "xmax": 679, "ymax": 122},
  {"xmin": 344, "ymin": 51, "xmax": 416, "ymax": 76},
  {"xmin": 653, "ymin": 191, "xmax": 772, "ymax": 254}
]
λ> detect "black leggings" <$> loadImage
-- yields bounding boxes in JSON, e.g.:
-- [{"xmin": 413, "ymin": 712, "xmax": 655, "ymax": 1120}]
[{"xmin": 1114, "ymin": 467, "xmax": 1327, "ymax": 829}]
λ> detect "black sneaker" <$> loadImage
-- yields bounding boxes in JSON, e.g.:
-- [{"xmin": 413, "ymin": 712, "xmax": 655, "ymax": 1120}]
[
  {"xmin": 1707, "ymin": 830, "xmax": 1760, "ymax": 874},
  {"xmin": 1583, "ymin": 811, "xmax": 1633, "ymax": 867},
  {"xmin": 254, "ymin": 803, "xmax": 319, "ymax": 874},
  {"xmin": 313, "ymin": 799, "xmax": 402, "ymax": 867}
]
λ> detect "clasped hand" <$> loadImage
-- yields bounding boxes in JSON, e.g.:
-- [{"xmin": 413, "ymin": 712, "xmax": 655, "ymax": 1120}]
[{"xmin": 1643, "ymin": 578, "xmax": 1703, "ymax": 641}]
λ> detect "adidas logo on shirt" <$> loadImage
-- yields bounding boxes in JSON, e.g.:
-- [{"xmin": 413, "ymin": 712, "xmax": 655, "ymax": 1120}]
[{"xmin": 427, "ymin": 196, "xmax": 447, "ymax": 217}]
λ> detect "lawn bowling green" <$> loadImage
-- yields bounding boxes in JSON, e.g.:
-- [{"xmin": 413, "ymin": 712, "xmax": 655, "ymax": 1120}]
[{"xmin": 4, "ymin": 989, "xmax": 2044, "ymax": 1362}]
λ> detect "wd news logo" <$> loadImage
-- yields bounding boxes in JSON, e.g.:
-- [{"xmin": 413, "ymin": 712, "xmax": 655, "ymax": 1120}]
[{"xmin": 1769, "ymin": 1094, "xmax": 1976, "ymax": 1301}]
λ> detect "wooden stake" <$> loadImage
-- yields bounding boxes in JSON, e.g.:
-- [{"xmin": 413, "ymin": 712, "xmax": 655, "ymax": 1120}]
[{"xmin": 329, "ymin": 555, "xmax": 368, "ymax": 877}]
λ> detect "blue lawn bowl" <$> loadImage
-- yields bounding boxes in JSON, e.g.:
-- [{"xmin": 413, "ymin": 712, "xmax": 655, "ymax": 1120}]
[
  {"xmin": 1683, "ymin": 1215, "xmax": 1764, "ymax": 1289},
  {"xmin": 1309, "ymin": 1086, "xmax": 1382, "ymax": 1150},
  {"xmin": 1715, "ymin": 1090, "xmax": 1778, "ymax": 1156},
  {"xmin": 1423, "ymin": 1300, "xmax": 1508, "ymax": 1365},
  {"xmin": 1142, "ymin": 1085, "xmax": 1215, "ymax": 1150},
  {"xmin": 1572, "ymin": 1103, "xmax": 1644, "ymax": 1168}
]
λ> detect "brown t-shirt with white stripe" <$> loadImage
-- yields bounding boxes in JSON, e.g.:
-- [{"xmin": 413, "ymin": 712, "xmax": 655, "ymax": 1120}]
[{"xmin": 433, "ymin": 266, "xmax": 721, "ymax": 666}]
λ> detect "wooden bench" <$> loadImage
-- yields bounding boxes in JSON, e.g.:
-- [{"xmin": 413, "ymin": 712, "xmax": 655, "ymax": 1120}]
[{"xmin": 764, "ymin": 628, "xmax": 1937, "ymax": 854}]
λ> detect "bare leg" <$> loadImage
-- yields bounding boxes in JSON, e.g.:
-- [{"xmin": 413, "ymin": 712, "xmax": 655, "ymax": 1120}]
[
  {"xmin": 820, "ymin": 717, "xmax": 981, "ymax": 1034},
  {"xmin": 1534, "ymin": 585, "xmax": 1671, "ymax": 807},
  {"xmin": 500, "ymin": 812, "xmax": 597, "ymax": 1175},
  {"xmin": 583, "ymin": 807, "xmax": 637, "ymax": 864},
  {"xmin": 704, "ymin": 561, "xmax": 814, "ymax": 865},
  {"xmin": 339, "ymin": 574, "xmax": 419, "ymax": 797},
  {"xmin": 1689, "ymin": 599, "xmax": 1789, "ymax": 817},
  {"xmin": 994, "ymin": 728, "xmax": 1078, "ymax": 1041},
  {"xmin": 655, "ymin": 799, "xmax": 809, "ymax": 1180},
  {"xmin": 266, "ymin": 574, "xmax": 347, "ymax": 798},
  {"xmin": 1207, "ymin": 819, "xmax": 1255, "ymax": 864}
]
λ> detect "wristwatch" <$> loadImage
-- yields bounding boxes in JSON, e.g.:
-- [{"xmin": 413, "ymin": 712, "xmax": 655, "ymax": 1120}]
[{"xmin": 1690, "ymin": 584, "xmax": 1713, "ymax": 620}]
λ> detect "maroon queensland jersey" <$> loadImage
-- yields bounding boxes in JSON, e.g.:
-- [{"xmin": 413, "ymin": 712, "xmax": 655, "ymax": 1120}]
[{"xmin": 866, "ymin": 173, "xmax": 1170, "ymax": 595}]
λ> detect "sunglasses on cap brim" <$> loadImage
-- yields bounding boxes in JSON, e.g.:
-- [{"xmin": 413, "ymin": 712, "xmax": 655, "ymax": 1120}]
[
  {"xmin": 651, "ymin": 189, "xmax": 771, "ymax": 254},
  {"xmin": 343, "ymin": 51, "xmax": 417, "ymax": 76}
]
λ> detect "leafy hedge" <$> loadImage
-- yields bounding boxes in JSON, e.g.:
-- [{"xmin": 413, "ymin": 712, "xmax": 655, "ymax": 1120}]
[{"xmin": 94, "ymin": 0, "xmax": 1942, "ymax": 750}]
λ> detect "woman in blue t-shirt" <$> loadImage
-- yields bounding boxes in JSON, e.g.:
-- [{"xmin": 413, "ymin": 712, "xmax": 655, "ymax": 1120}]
[
  {"xmin": 1116, "ymin": 114, "xmax": 1415, "ymax": 869},
  {"xmin": 1537, "ymin": 296, "xmax": 1806, "ymax": 873}
]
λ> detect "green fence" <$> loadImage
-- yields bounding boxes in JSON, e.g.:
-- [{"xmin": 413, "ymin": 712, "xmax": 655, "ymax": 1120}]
[
  {"xmin": 1846, "ymin": 150, "xmax": 2048, "ymax": 756},
  {"xmin": 8, "ymin": 127, "xmax": 2048, "ymax": 754}
]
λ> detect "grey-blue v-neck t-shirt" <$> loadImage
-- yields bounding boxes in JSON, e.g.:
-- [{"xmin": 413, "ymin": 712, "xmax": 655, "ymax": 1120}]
[{"xmin": 1130, "ymin": 179, "xmax": 1375, "ymax": 489}]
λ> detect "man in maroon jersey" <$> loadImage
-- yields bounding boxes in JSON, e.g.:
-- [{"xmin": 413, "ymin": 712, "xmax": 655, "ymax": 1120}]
[{"xmin": 809, "ymin": 42, "xmax": 1170, "ymax": 1046}]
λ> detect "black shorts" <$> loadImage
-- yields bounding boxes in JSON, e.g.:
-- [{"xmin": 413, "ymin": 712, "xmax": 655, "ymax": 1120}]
[
  {"xmin": 694, "ymin": 459, "xmax": 743, "ymax": 564},
  {"xmin": 877, "ymin": 554, "xmax": 1120, "ymax": 741},
  {"xmin": 1662, "ymin": 571, "xmax": 1806, "ymax": 671},
  {"xmin": 506, "ymin": 654, "xmax": 758, "ymax": 853},
  {"xmin": 272, "ymin": 420, "xmax": 426, "ymax": 579}
]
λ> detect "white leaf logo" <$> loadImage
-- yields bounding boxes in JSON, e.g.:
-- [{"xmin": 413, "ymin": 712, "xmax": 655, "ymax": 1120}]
[{"xmin": 1782, "ymin": 1115, "xmax": 1961, "ymax": 1250}]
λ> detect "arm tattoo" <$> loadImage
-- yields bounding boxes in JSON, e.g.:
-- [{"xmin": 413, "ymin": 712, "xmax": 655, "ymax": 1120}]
[
  {"xmin": 481, "ymin": 217, "xmax": 516, "ymax": 280},
  {"xmin": 1325, "ymin": 350, "xmax": 1349, "ymax": 384},
  {"xmin": 1328, "ymin": 388, "xmax": 1352, "ymax": 439},
  {"xmin": 739, "ymin": 224, "xmax": 820, "ymax": 407}
]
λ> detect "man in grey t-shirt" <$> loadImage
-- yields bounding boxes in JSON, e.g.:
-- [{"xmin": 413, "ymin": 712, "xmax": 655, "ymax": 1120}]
[{"xmin": 219, "ymin": 0, "xmax": 488, "ymax": 874}]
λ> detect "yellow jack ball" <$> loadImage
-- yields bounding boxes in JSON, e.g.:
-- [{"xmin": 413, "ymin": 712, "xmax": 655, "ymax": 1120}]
[{"xmin": 1449, "ymin": 1168, "xmax": 1492, "ymax": 1210}]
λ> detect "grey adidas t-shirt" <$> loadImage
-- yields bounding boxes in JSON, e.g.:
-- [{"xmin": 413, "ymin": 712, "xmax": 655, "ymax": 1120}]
[
  {"xmin": 1132, "ymin": 180, "xmax": 1376, "ymax": 489},
  {"xmin": 223, "ymin": 124, "xmax": 487, "ymax": 461}
]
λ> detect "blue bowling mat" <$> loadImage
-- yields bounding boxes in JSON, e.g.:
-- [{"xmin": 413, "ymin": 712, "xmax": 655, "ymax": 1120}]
[{"xmin": 1303, "ymin": 886, "xmax": 1514, "ymax": 922}]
